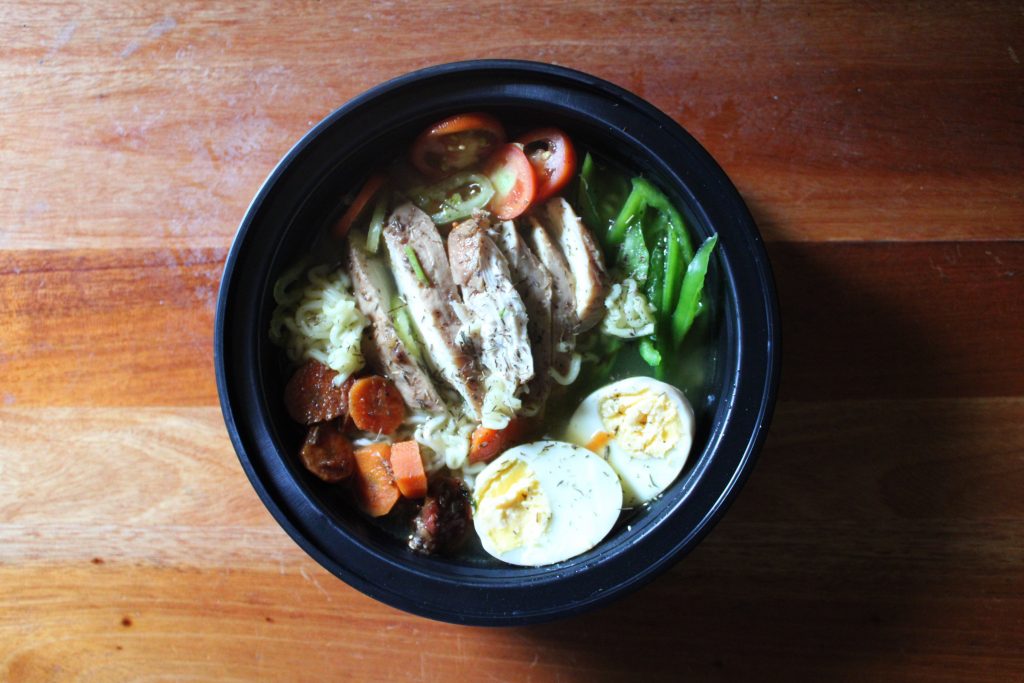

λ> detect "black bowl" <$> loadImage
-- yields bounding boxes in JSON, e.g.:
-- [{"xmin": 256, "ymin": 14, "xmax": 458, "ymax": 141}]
[{"xmin": 215, "ymin": 60, "xmax": 780, "ymax": 625}]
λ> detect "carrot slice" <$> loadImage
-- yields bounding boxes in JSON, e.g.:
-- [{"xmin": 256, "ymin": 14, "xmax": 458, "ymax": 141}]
[
  {"xmin": 333, "ymin": 173, "xmax": 386, "ymax": 238},
  {"xmin": 352, "ymin": 443, "xmax": 400, "ymax": 517},
  {"xmin": 389, "ymin": 440, "xmax": 428, "ymax": 499},
  {"xmin": 469, "ymin": 426, "xmax": 502, "ymax": 464},
  {"xmin": 468, "ymin": 417, "xmax": 532, "ymax": 464},
  {"xmin": 585, "ymin": 430, "xmax": 614, "ymax": 455},
  {"xmin": 348, "ymin": 376, "xmax": 405, "ymax": 435}
]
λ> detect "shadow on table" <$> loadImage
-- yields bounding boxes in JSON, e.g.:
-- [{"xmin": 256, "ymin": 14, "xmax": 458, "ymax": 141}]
[{"xmin": 513, "ymin": 208, "xmax": 976, "ymax": 681}]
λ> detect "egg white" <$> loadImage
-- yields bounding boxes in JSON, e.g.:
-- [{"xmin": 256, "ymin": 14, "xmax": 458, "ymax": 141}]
[
  {"xmin": 472, "ymin": 441, "xmax": 623, "ymax": 566},
  {"xmin": 565, "ymin": 377, "xmax": 695, "ymax": 507}
]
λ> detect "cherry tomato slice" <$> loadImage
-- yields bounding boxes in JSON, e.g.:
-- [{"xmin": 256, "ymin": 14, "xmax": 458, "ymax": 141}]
[
  {"xmin": 410, "ymin": 112, "xmax": 506, "ymax": 179},
  {"xmin": 483, "ymin": 143, "xmax": 537, "ymax": 220},
  {"xmin": 514, "ymin": 128, "xmax": 577, "ymax": 202}
]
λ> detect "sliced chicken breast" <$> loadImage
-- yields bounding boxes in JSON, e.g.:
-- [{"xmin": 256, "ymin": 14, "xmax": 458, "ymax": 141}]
[
  {"xmin": 539, "ymin": 197, "xmax": 610, "ymax": 333},
  {"xmin": 348, "ymin": 241, "xmax": 445, "ymax": 412},
  {"xmin": 491, "ymin": 220, "xmax": 553, "ymax": 409},
  {"xmin": 448, "ymin": 219, "xmax": 533, "ymax": 384},
  {"xmin": 382, "ymin": 204, "xmax": 484, "ymax": 416},
  {"xmin": 525, "ymin": 216, "xmax": 578, "ymax": 382}
]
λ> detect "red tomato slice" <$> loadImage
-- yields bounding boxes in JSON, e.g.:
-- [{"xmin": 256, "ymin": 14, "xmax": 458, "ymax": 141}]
[
  {"xmin": 514, "ymin": 128, "xmax": 577, "ymax": 202},
  {"xmin": 333, "ymin": 173, "xmax": 386, "ymax": 238},
  {"xmin": 410, "ymin": 112, "xmax": 506, "ymax": 178},
  {"xmin": 483, "ymin": 143, "xmax": 537, "ymax": 220}
]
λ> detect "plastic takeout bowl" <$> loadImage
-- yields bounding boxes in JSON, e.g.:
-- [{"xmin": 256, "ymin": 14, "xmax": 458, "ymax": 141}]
[{"xmin": 215, "ymin": 60, "xmax": 780, "ymax": 625}]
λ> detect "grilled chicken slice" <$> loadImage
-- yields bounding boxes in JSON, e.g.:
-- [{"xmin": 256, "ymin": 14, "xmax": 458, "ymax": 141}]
[
  {"xmin": 348, "ymin": 241, "xmax": 445, "ymax": 412},
  {"xmin": 526, "ymin": 216, "xmax": 578, "ymax": 382},
  {"xmin": 448, "ymin": 218, "xmax": 533, "ymax": 385},
  {"xmin": 538, "ymin": 197, "xmax": 610, "ymax": 333},
  {"xmin": 383, "ymin": 203, "xmax": 485, "ymax": 416},
  {"xmin": 492, "ymin": 220, "xmax": 553, "ymax": 409}
]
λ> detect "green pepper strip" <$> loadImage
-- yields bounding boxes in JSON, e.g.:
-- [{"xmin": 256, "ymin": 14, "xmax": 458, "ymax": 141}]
[
  {"xmin": 645, "ymin": 233, "xmax": 667, "ymax": 313},
  {"xmin": 662, "ymin": 231, "xmax": 683, "ymax": 317},
  {"xmin": 410, "ymin": 172, "xmax": 495, "ymax": 225},
  {"xmin": 618, "ymin": 222, "xmax": 650, "ymax": 285},
  {"xmin": 365, "ymin": 194, "xmax": 388, "ymax": 254},
  {"xmin": 671, "ymin": 234, "xmax": 718, "ymax": 348},
  {"xmin": 608, "ymin": 179, "xmax": 649, "ymax": 246},
  {"xmin": 579, "ymin": 153, "xmax": 633, "ymax": 253},
  {"xmin": 578, "ymin": 153, "xmax": 602, "ymax": 233},
  {"xmin": 647, "ymin": 189, "xmax": 694, "ymax": 263},
  {"xmin": 611, "ymin": 177, "xmax": 694, "ymax": 263},
  {"xmin": 405, "ymin": 246, "xmax": 431, "ymax": 287},
  {"xmin": 638, "ymin": 337, "xmax": 662, "ymax": 367},
  {"xmin": 390, "ymin": 295, "xmax": 423, "ymax": 362}
]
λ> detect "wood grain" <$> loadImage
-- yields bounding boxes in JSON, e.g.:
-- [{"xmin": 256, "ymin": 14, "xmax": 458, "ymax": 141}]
[
  {"xmin": 1, "ymin": 2, "xmax": 1021, "ymax": 250},
  {"xmin": 1, "ymin": 558, "xmax": 1021, "ymax": 683},
  {"xmin": 1, "ymin": 400, "xmax": 1022, "ymax": 680},
  {"xmin": 2, "ymin": 1, "xmax": 1023, "ymax": 680},
  {"xmin": 0, "ymin": 248, "xmax": 222, "ymax": 406},
  {"xmin": 2, "ymin": 242, "xmax": 1019, "ymax": 406},
  {"xmin": 2, "ymin": 399, "xmax": 1020, "ymax": 564},
  {"xmin": 772, "ymin": 241, "xmax": 1024, "ymax": 400}
]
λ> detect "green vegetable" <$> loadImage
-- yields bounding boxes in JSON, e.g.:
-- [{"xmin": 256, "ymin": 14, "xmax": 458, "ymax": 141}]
[
  {"xmin": 405, "ymin": 246, "xmax": 430, "ymax": 287},
  {"xmin": 618, "ymin": 222, "xmax": 650, "ymax": 284},
  {"xmin": 390, "ymin": 295, "xmax": 423, "ymax": 362},
  {"xmin": 409, "ymin": 172, "xmax": 494, "ymax": 224},
  {"xmin": 641, "ymin": 210, "xmax": 668, "ymax": 252},
  {"xmin": 657, "ymin": 196, "xmax": 693, "ymax": 264},
  {"xmin": 578, "ymin": 153, "xmax": 631, "ymax": 247},
  {"xmin": 578, "ymin": 153, "xmax": 601, "ymax": 231},
  {"xmin": 661, "ymin": 231, "xmax": 683, "ymax": 316},
  {"xmin": 365, "ymin": 194, "xmax": 388, "ymax": 254},
  {"xmin": 608, "ymin": 182, "xmax": 649, "ymax": 247},
  {"xmin": 671, "ymin": 234, "xmax": 718, "ymax": 348},
  {"xmin": 645, "ymin": 234, "xmax": 667, "ymax": 312},
  {"xmin": 610, "ymin": 177, "xmax": 694, "ymax": 262},
  {"xmin": 577, "ymin": 152, "xmax": 715, "ymax": 377},
  {"xmin": 638, "ymin": 338, "xmax": 662, "ymax": 367}
]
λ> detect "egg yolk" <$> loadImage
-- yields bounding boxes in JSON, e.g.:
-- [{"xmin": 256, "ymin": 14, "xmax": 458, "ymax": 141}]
[
  {"xmin": 599, "ymin": 389, "xmax": 682, "ymax": 457},
  {"xmin": 474, "ymin": 459, "xmax": 551, "ymax": 553}
]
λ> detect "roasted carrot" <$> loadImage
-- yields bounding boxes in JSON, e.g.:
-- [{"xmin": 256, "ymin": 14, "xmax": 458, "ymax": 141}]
[
  {"xmin": 300, "ymin": 421, "xmax": 355, "ymax": 482},
  {"xmin": 348, "ymin": 376, "xmax": 406, "ymax": 434},
  {"xmin": 333, "ymin": 173, "xmax": 386, "ymax": 238},
  {"xmin": 283, "ymin": 360, "xmax": 350, "ymax": 425},
  {"xmin": 388, "ymin": 440, "xmax": 428, "ymax": 499},
  {"xmin": 468, "ymin": 417, "xmax": 532, "ymax": 464},
  {"xmin": 352, "ymin": 443, "xmax": 400, "ymax": 517}
]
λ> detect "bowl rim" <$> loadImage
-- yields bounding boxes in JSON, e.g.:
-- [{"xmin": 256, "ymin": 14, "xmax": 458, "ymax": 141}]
[{"xmin": 215, "ymin": 59, "xmax": 781, "ymax": 625}]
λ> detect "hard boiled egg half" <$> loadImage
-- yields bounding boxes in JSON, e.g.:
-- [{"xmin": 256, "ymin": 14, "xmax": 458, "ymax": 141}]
[
  {"xmin": 473, "ymin": 441, "xmax": 622, "ymax": 566},
  {"xmin": 565, "ymin": 377, "xmax": 695, "ymax": 507}
]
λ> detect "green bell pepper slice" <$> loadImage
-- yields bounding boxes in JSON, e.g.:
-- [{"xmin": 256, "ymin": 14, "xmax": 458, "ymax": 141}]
[
  {"xmin": 671, "ymin": 234, "xmax": 718, "ymax": 348},
  {"xmin": 409, "ymin": 172, "xmax": 495, "ymax": 224}
]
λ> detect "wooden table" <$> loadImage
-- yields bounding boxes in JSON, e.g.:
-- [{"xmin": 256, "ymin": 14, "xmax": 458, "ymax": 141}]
[{"xmin": 2, "ymin": 2, "xmax": 1021, "ymax": 680}]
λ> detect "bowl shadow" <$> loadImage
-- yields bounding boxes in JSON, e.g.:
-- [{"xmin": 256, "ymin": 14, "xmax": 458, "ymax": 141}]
[{"xmin": 510, "ymin": 200, "xmax": 972, "ymax": 680}]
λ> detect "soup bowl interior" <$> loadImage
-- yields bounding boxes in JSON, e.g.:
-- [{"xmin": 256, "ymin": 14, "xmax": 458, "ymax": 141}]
[{"xmin": 215, "ymin": 60, "xmax": 779, "ymax": 625}]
